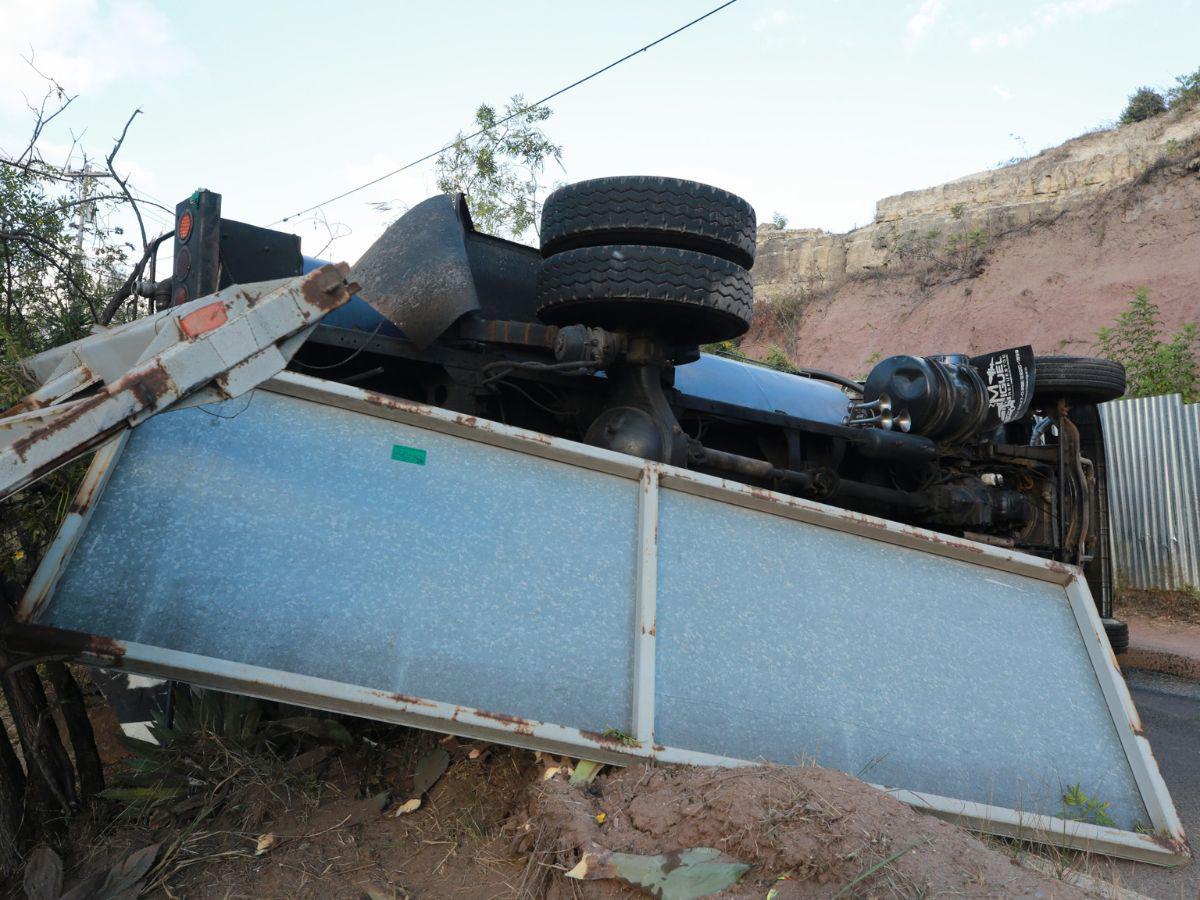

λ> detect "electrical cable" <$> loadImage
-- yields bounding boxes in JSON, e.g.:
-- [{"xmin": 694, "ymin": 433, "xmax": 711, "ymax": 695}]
[
  {"xmin": 268, "ymin": 0, "xmax": 740, "ymax": 226},
  {"xmin": 291, "ymin": 317, "xmax": 387, "ymax": 370}
]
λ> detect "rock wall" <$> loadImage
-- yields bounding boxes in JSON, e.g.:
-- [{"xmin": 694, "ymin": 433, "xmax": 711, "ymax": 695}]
[
  {"xmin": 753, "ymin": 106, "xmax": 1200, "ymax": 305},
  {"xmin": 741, "ymin": 152, "xmax": 1200, "ymax": 376}
]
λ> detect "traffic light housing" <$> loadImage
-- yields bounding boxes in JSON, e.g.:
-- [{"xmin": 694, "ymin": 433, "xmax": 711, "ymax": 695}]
[
  {"xmin": 169, "ymin": 189, "xmax": 302, "ymax": 308},
  {"xmin": 170, "ymin": 190, "xmax": 222, "ymax": 307}
]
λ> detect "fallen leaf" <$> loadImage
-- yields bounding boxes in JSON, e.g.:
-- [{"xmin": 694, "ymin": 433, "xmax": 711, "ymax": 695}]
[
  {"xmin": 541, "ymin": 766, "xmax": 562, "ymax": 781},
  {"xmin": 566, "ymin": 846, "xmax": 749, "ymax": 900},
  {"xmin": 22, "ymin": 845, "xmax": 63, "ymax": 900},
  {"xmin": 255, "ymin": 833, "xmax": 277, "ymax": 856},
  {"xmin": 61, "ymin": 842, "xmax": 162, "ymax": 900},
  {"xmin": 412, "ymin": 748, "xmax": 450, "ymax": 796},
  {"xmin": 391, "ymin": 797, "xmax": 422, "ymax": 817}
]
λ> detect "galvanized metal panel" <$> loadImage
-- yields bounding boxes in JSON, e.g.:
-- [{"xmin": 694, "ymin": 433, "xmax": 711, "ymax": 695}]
[
  {"xmin": 1101, "ymin": 394, "xmax": 1200, "ymax": 590},
  {"xmin": 16, "ymin": 372, "xmax": 1188, "ymax": 864},
  {"xmin": 39, "ymin": 390, "xmax": 640, "ymax": 733},
  {"xmin": 654, "ymin": 487, "xmax": 1147, "ymax": 825}
]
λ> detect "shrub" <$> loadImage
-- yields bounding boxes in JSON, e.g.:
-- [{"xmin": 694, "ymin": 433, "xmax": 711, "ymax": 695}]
[
  {"xmin": 762, "ymin": 347, "xmax": 798, "ymax": 374},
  {"xmin": 1120, "ymin": 87, "xmax": 1166, "ymax": 124},
  {"xmin": 1097, "ymin": 287, "xmax": 1199, "ymax": 402},
  {"xmin": 1166, "ymin": 66, "xmax": 1200, "ymax": 110},
  {"xmin": 770, "ymin": 211, "xmax": 789, "ymax": 229}
]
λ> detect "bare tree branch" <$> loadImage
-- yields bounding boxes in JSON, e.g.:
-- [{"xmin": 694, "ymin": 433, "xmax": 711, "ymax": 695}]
[
  {"xmin": 105, "ymin": 108, "xmax": 148, "ymax": 254},
  {"xmin": 99, "ymin": 229, "xmax": 173, "ymax": 325},
  {"xmin": 0, "ymin": 158, "xmax": 106, "ymax": 181},
  {"xmin": 16, "ymin": 53, "xmax": 78, "ymax": 166}
]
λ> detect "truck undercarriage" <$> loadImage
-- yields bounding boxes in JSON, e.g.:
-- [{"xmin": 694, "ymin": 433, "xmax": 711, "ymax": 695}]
[{"xmin": 266, "ymin": 182, "xmax": 1127, "ymax": 648}]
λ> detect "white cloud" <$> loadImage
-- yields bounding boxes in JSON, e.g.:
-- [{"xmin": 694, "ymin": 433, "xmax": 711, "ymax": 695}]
[
  {"xmin": 752, "ymin": 6, "xmax": 797, "ymax": 32},
  {"xmin": 907, "ymin": 0, "xmax": 950, "ymax": 38},
  {"xmin": 992, "ymin": 84, "xmax": 1014, "ymax": 100},
  {"xmin": 969, "ymin": 0, "xmax": 1125, "ymax": 50},
  {"xmin": 0, "ymin": 0, "xmax": 186, "ymax": 113}
]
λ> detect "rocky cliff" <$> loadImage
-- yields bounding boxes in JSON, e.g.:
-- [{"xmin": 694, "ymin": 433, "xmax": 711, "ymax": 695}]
[{"xmin": 748, "ymin": 106, "xmax": 1200, "ymax": 375}]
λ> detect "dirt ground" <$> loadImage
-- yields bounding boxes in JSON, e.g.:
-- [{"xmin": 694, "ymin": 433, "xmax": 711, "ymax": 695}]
[
  {"xmin": 1118, "ymin": 588, "xmax": 1200, "ymax": 628},
  {"xmin": 1, "ymin": 687, "xmax": 1149, "ymax": 900}
]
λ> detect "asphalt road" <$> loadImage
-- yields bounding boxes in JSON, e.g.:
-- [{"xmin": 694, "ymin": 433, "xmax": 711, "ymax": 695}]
[{"xmin": 1112, "ymin": 671, "xmax": 1200, "ymax": 899}]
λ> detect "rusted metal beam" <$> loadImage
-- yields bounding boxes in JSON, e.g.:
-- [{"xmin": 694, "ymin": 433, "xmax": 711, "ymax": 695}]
[{"xmin": 0, "ymin": 264, "xmax": 355, "ymax": 501}]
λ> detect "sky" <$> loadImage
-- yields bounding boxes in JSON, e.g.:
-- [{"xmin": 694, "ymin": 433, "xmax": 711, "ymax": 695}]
[{"xmin": 1, "ymin": 0, "xmax": 1197, "ymax": 267}]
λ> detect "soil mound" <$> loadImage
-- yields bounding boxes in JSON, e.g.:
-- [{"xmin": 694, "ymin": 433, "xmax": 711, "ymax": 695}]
[{"xmin": 518, "ymin": 763, "xmax": 1087, "ymax": 898}]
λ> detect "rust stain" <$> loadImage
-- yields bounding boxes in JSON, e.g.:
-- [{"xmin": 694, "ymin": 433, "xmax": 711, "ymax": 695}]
[
  {"xmin": 378, "ymin": 691, "xmax": 434, "ymax": 708},
  {"xmin": 648, "ymin": 618, "xmax": 656, "ymax": 637},
  {"xmin": 2, "ymin": 365, "xmax": 95, "ymax": 416},
  {"xmin": 299, "ymin": 262, "xmax": 354, "ymax": 312},
  {"xmin": 475, "ymin": 708, "xmax": 534, "ymax": 735},
  {"xmin": 475, "ymin": 709, "xmax": 531, "ymax": 726},
  {"xmin": 899, "ymin": 526, "xmax": 986, "ymax": 554},
  {"xmin": 4, "ymin": 623, "xmax": 125, "ymax": 662},
  {"xmin": 10, "ymin": 362, "xmax": 173, "ymax": 463},
  {"xmin": 1144, "ymin": 829, "xmax": 1192, "ymax": 856},
  {"xmin": 66, "ymin": 460, "xmax": 113, "ymax": 516}
]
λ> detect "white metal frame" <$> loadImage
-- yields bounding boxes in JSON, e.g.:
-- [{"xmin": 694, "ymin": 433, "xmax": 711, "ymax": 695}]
[
  {"xmin": 0, "ymin": 265, "xmax": 354, "ymax": 502},
  {"xmin": 16, "ymin": 370, "xmax": 1189, "ymax": 865}
]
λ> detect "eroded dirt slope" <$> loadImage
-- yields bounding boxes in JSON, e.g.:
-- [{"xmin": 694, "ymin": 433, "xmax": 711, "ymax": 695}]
[{"xmin": 744, "ymin": 159, "xmax": 1200, "ymax": 378}]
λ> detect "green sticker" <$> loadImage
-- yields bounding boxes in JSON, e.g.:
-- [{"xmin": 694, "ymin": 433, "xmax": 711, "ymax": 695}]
[{"xmin": 391, "ymin": 444, "xmax": 427, "ymax": 466}]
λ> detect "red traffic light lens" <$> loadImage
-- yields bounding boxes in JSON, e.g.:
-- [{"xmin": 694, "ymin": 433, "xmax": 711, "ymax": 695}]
[{"xmin": 177, "ymin": 210, "xmax": 193, "ymax": 243}]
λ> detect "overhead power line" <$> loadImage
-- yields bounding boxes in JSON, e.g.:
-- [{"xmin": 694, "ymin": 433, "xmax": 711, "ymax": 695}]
[{"xmin": 269, "ymin": 0, "xmax": 740, "ymax": 226}]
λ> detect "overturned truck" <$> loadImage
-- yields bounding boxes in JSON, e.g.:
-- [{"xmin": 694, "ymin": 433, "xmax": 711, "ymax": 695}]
[{"xmin": 1, "ymin": 177, "xmax": 1186, "ymax": 863}]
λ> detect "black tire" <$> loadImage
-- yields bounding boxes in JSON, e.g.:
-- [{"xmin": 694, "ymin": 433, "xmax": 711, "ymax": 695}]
[
  {"xmin": 1034, "ymin": 355, "xmax": 1126, "ymax": 404},
  {"xmin": 540, "ymin": 176, "xmax": 758, "ymax": 269},
  {"xmin": 536, "ymin": 245, "xmax": 753, "ymax": 344},
  {"xmin": 1103, "ymin": 618, "xmax": 1130, "ymax": 655}
]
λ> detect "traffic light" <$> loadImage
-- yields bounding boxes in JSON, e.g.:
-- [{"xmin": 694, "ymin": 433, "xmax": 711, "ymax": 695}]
[{"xmin": 170, "ymin": 190, "xmax": 222, "ymax": 307}]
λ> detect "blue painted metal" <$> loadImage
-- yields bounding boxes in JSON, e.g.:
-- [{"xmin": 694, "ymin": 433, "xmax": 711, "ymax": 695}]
[
  {"xmin": 673, "ymin": 353, "xmax": 849, "ymax": 425},
  {"xmin": 302, "ymin": 254, "xmax": 404, "ymax": 337}
]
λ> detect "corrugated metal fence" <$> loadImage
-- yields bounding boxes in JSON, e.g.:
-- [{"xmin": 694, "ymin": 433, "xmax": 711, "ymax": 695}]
[{"xmin": 1100, "ymin": 393, "xmax": 1200, "ymax": 590}]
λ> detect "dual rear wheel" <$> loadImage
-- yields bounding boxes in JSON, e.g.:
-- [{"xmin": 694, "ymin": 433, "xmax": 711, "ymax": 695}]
[{"xmin": 535, "ymin": 176, "xmax": 757, "ymax": 345}]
